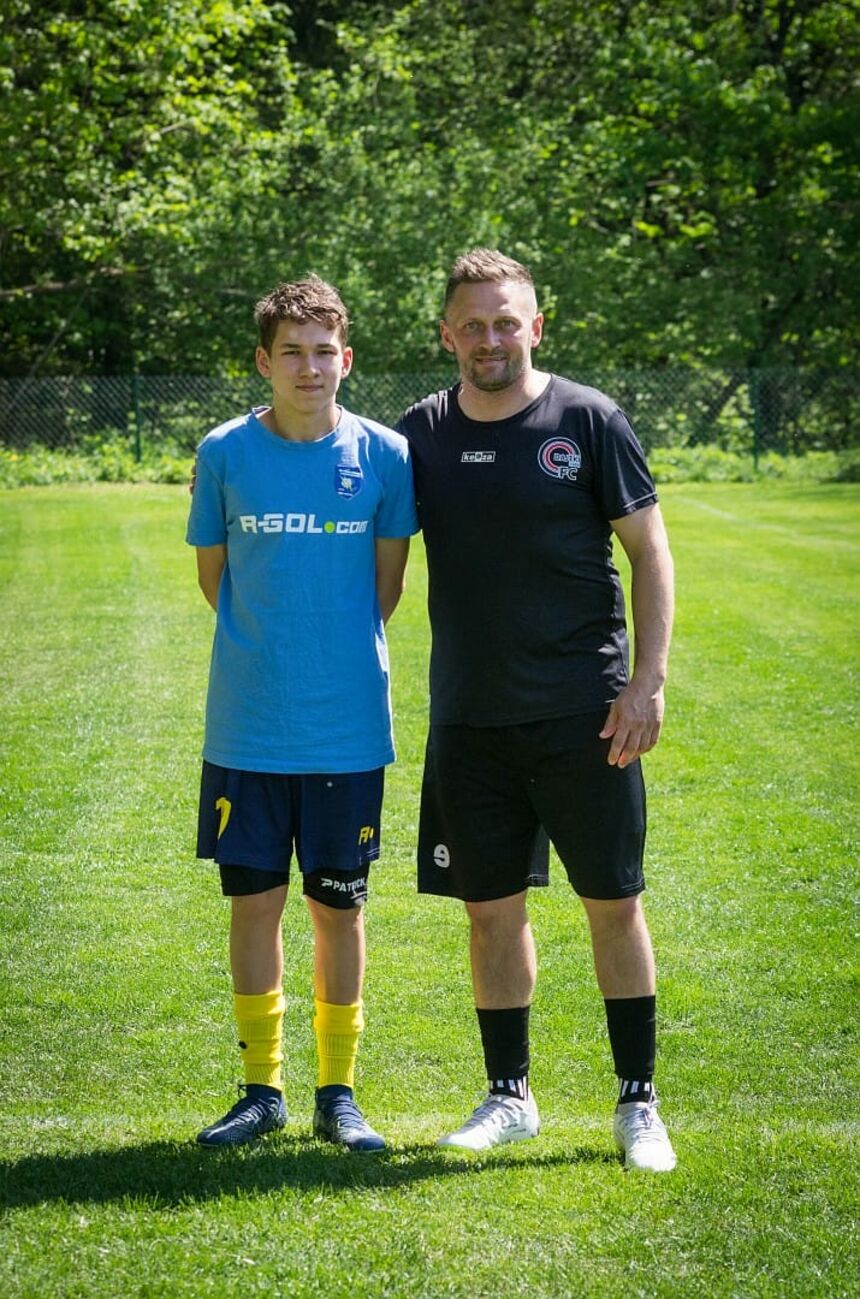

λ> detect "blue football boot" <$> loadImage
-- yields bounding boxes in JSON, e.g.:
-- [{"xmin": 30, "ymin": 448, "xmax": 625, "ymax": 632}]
[
  {"xmin": 197, "ymin": 1084, "xmax": 287, "ymax": 1147},
  {"xmin": 312, "ymin": 1085, "xmax": 386, "ymax": 1153}
]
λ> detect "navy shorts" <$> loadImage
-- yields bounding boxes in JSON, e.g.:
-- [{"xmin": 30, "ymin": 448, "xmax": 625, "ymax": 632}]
[
  {"xmin": 417, "ymin": 712, "xmax": 646, "ymax": 903},
  {"xmin": 196, "ymin": 762, "xmax": 384, "ymax": 909}
]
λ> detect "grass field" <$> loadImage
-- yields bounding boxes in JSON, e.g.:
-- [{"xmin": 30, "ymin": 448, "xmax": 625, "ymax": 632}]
[{"xmin": 0, "ymin": 482, "xmax": 857, "ymax": 1298}]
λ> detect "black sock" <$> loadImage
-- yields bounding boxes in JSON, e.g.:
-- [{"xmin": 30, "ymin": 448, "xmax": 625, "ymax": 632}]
[
  {"xmin": 476, "ymin": 1006, "xmax": 530, "ymax": 1100},
  {"xmin": 617, "ymin": 1078, "xmax": 655, "ymax": 1105},
  {"xmin": 316, "ymin": 1083, "xmax": 352, "ymax": 1102},
  {"xmin": 604, "ymin": 995, "xmax": 656, "ymax": 1099},
  {"xmin": 245, "ymin": 1083, "xmax": 282, "ymax": 1101}
]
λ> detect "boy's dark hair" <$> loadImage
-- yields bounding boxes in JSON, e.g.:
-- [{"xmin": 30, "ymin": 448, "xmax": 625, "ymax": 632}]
[
  {"xmin": 444, "ymin": 248, "xmax": 535, "ymax": 312},
  {"xmin": 254, "ymin": 275, "xmax": 350, "ymax": 351}
]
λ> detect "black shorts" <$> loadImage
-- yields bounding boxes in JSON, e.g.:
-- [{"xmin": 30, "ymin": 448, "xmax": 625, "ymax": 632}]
[
  {"xmin": 196, "ymin": 762, "xmax": 384, "ymax": 909},
  {"xmin": 417, "ymin": 713, "xmax": 646, "ymax": 902}
]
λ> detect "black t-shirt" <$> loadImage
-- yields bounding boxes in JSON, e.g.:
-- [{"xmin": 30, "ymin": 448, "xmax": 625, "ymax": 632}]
[{"xmin": 398, "ymin": 375, "xmax": 658, "ymax": 726}]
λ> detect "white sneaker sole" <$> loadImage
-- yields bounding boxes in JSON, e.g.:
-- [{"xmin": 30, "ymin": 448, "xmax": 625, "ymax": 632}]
[{"xmin": 438, "ymin": 1121, "xmax": 540, "ymax": 1152}]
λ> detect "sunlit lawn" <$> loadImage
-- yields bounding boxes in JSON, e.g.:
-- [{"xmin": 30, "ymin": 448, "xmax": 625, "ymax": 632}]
[{"xmin": 0, "ymin": 482, "xmax": 856, "ymax": 1297}]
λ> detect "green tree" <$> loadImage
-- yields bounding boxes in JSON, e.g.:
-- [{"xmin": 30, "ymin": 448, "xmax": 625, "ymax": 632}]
[
  {"xmin": 1, "ymin": 0, "xmax": 856, "ymax": 389},
  {"xmin": 0, "ymin": 0, "xmax": 299, "ymax": 373}
]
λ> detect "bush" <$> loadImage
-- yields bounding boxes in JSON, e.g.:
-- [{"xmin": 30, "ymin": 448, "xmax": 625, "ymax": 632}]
[
  {"xmin": 1, "ymin": 441, "xmax": 856, "ymax": 489},
  {"xmin": 0, "ymin": 442, "xmax": 193, "ymax": 488},
  {"xmin": 824, "ymin": 448, "xmax": 860, "ymax": 482},
  {"xmin": 648, "ymin": 445, "xmax": 850, "ymax": 484}
]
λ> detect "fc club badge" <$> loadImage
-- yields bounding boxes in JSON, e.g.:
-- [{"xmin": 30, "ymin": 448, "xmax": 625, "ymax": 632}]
[
  {"xmin": 537, "ymin": 437, "xmax": 581, "ymax": 482},
  {"xmin": 335, "ymin": 464, "xmax": 363, "ymax": 498}
]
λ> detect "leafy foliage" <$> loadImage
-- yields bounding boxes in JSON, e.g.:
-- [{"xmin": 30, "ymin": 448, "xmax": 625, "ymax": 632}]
[
  {"xmin": 1, "ymin": 1, "xmax": 857, "ymax": 380},
  {"xmin": 0, "ymin": 436, "xmax": 192, "ymax": 487},
  {"xmin": 2, "ymin": 436, "xmax": 856, "ymax": 488}
]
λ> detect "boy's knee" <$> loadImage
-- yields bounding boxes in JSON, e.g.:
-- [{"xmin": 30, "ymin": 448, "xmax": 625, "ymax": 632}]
[
  {"xmin": 307, "ymin": 896, "xmax": 364, "ymax": 929},
  {"xmin": 231, "ymin": 887, "xmax": 286, "ymax": 925}
]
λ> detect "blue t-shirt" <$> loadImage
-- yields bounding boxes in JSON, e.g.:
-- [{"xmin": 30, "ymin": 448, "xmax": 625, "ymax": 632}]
[{"xmin": 186, "ymin": 407, "xmax": 418, "ymax": 773}]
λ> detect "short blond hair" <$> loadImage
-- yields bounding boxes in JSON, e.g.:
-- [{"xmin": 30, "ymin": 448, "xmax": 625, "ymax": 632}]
[{"xmin": 444, "ymin": 249, "xmax": 535, "ymax": 312}]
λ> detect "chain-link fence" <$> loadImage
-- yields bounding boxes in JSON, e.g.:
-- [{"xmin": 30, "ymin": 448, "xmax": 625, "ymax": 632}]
[{"xmin": 0, "ymin": 368, "xmax": 855, "ymax": 459}]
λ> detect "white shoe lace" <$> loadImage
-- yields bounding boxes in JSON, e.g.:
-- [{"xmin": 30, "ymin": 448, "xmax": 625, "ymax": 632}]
[
  {"xmin": 615, "ymin": 1101, "xmax": 675, "ymax": 1168},
  {"xmin": 623, "ymin": 1106, "xmax": 664, "ymax": 1145},
  {"xmin": 459, "ymin": 1094, "xmax": 525, "ymax": 1135}
]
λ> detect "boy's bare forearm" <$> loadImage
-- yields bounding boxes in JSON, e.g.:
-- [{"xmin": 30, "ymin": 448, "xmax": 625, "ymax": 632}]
[{"xmin": 196, "ymin": 544, "xmax": 227, "ymax": 611}]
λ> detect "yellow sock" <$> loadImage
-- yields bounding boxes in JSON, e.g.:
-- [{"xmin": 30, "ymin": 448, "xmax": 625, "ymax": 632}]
[
  {"xmin": 233, "ymin": 990, "xmax": 285, "ymax": 1090},
  {"xmin": 313, "ymin": 999, "xmax": 364, "ymax": 1089}
]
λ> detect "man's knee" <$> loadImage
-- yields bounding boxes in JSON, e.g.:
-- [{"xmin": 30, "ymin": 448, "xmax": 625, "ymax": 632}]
[
  {"xmin": 465, "ymin": 891, "xmax": 529, "ymax": 936},
  {"xmin": 580, "ymin": 893, "xmax": 646, "ymax": 935}
]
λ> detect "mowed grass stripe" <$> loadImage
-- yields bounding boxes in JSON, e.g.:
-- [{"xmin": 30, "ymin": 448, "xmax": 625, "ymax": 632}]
[
  {"xmin": 0, "ymin": 487, "xmax": 207, "ymax": 853},
  {"xmin": 0, "ymin": 482, "xmax": 857, "ymax": 1299}
]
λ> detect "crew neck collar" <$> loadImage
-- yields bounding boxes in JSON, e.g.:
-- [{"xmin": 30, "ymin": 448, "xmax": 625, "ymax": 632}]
[
  {"xmin": 453, "ymin": 375, "xmax": 555, "ymax": 427},
  {"xmin": 251, "ymin": 405, "xmax": 347, "ymax": 445}
]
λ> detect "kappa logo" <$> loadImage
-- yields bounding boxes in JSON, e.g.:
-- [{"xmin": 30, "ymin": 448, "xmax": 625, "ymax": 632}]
[
  {"xmin": 537, "ymin": 437, "xmax": 582, "ymax": 482},
  {"xmin": 461, "ymin": 451, "xmax": 496, "ymax": 464}
]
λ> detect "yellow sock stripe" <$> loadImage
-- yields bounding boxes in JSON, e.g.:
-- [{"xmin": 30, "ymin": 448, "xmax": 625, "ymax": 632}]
[
  {"xmin": 233, "ymin": 990, "xmax": 285, "ymax": 1090},
  {"xmin": 313, "ymin": 999, "xmax": 364, "ymax": 1089}
]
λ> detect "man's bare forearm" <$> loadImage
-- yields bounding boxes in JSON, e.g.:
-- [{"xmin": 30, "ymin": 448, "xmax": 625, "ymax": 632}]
[{"xmin": 629, "ymin": 538, "xmax": 674, "ymax": 691}]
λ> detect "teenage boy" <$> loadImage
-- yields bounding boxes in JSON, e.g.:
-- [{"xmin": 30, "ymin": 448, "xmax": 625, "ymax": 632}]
[{"xmin": 187, "ymin": 275, "xmax": 417, "ymax": 1151}]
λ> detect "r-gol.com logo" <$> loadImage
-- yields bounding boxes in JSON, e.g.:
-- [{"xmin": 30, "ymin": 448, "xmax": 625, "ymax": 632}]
[{"xmin": 239, "ymin": 513, "xmax": 369, "ymax": 535}]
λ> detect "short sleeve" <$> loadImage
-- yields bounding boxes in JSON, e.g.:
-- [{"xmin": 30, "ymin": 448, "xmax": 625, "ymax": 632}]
[
  {"xmin": 374, "ymin": 442, "xmax": 419, "ymax": 538},
  {"xmin": 186, "ymin": 448, "xmax": 227, "ymax": 546},
  {"xmin": 594, "ymin": 410, "xmax": 658, "ymax": 521}
]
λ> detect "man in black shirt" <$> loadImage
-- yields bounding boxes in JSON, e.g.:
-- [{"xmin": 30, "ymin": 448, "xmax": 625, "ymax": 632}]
[{"xmin": 398, "ymin": 249, "xmax": 676, "ymax": 1172}]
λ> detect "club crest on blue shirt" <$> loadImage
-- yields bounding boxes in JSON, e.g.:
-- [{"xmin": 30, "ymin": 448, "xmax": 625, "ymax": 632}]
[{"xmin": 335, "ymin": 464, "xmax": 363, "ymax": 498}]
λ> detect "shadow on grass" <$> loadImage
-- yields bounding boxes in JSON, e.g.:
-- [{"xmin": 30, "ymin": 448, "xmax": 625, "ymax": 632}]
[{"xmin": 0, "ymin": 1136, "xmax": 617, "ymax": 1210}]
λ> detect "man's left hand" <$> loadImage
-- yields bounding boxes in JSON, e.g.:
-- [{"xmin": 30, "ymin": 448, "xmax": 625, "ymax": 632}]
[{"xmin": 599, "ymin": 681, "xmax": 665, "ymax": 768}]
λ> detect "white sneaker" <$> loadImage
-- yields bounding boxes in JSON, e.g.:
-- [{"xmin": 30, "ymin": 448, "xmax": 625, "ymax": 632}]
[
  {"xmin": 438, "ymin": 1091, "xmax": 540, "ymax": 1151},
  {"xmin": 613, "ymin": 1095, "xmax": 677, "ymax": 1172}
]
